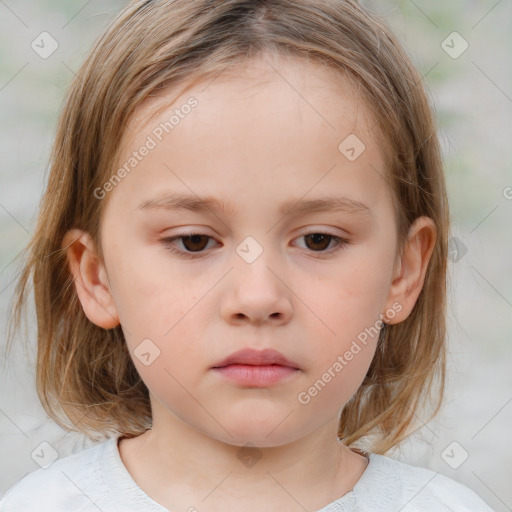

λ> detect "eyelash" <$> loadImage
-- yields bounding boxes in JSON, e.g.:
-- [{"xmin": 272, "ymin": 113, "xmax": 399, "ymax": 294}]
[{"xmin": 159, "ymin": 231, "xmax": 351, "ymax": 260}]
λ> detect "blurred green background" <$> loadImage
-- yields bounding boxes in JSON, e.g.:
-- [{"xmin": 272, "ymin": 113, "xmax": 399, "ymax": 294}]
[{"xmin": 0, "ymin": 0, "xmax": 511, "ymax": 509}]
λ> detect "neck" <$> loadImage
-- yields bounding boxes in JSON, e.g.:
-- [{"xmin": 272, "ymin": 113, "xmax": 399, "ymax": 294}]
[{"xmin": 118, "ymin": 402, "xmax": 369, "ymax": 512}]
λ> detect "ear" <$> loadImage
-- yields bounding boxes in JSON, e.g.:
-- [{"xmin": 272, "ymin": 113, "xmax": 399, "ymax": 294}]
[
  {"xmin": 382, "ymin": 216, "xmax": 437, "ymax": 324},
  {"xmin": 61, "ymin": 228, "xmax": 120, "ymax": 329}
]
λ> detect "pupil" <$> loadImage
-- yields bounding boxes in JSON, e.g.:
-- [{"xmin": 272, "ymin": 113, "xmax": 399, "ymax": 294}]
[
  {"xmin": 185, "ymin": 235, "xmax": 207, "ymax": 251},
  {"xmin": 307, "ymin": 234, "xmax": 330, "ymax": 250}
]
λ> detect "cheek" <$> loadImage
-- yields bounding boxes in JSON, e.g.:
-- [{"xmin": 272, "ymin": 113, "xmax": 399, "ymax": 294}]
[
  {"xmin": 107, "ymin": 241, "xmax": 196, "ymax": 329},
  {"xmin": 299, "ymin": 254, "xmax": 391, "ymax": 341},
  {"xmin": 295, "ymin": 251, "xmax": 389, "ymax": 392},
  {"xmin": 104, "ymin": 257, "xmax": 208, "ymax": 393},
  {"xmin": 297, "ymin": 342, "xmax": 376, "ymax": 418},
  {"xmin": 297, "ymin": 283, "xmax": 381, "ymax": 416}
]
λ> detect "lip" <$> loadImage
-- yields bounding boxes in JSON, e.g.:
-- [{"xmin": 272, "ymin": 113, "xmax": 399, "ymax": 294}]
[
  {"xmin": 211, "ymin": 348, "xmax": 301, "ymax": 387},
  {"xmin": 211, "ymin": 348, "xmax": 301, "ymax": 369},
  {"xmin": 212, "ymin": 364, "xmax": 299, "ymax": 387}
]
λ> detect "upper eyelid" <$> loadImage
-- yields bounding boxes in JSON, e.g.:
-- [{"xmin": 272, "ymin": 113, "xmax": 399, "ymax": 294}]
[
  {"xmin": 161, "ymin": 230, "xmax": 349, "ymax": 254},
  {"xmin": 164, "ymin": 224, "xmax": 348, "ymax": 236},
  {"xmin": 164, "ymin": 228, "xmax": 346, "ymax": 242}
]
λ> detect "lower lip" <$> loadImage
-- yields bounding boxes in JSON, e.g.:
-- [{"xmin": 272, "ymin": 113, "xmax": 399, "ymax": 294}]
[{"xmin": 212, "ymin": 364, "xmax": 299, "ymax": 387}]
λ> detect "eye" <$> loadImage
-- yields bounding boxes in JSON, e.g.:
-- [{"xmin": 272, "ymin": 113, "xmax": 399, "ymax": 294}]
[
  {"xmin": 293, "ymin": 231, "xmax": 350, "ymax": 257},
  {"xmin": 292, "ymin": 231, "xmax": 351, "ymax": 258},
  {"xmin": 160, "ymin": 231, "xmax": 351, "ymax": 259},
  {"xmin": 161, "ymin": 233, "xmax": 218, "ymax": 259}
]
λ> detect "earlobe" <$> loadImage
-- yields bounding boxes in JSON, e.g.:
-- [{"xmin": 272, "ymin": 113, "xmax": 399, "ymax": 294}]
[
  {"xmin": 61, "ymin": 228, "xmax": 120, "ymax": 329},
  {"xmin": 383, "ymin": 216, "xmax": 437, "ymax": 324}
]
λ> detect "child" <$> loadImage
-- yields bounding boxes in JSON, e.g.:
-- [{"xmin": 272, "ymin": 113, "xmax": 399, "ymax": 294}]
[{"xmin": 1, "ymin": 0, "xmax": 494, "ymax": 510}]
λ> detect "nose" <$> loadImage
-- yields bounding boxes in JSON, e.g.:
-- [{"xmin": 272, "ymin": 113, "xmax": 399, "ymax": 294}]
[{"xmin": 220, "ymin": 253, "xmax": 293, "ymax": 326}]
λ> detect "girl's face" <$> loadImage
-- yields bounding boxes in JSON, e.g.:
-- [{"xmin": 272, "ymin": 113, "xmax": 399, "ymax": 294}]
[{"xmin": 88, "ymin": 54, "xmax": 418, "ymax": 447}]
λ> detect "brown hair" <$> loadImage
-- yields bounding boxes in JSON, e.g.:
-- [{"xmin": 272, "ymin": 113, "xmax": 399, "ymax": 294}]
[{"xmin": 6, "ymin": 0, "xmax": 449, "ymax": 451}]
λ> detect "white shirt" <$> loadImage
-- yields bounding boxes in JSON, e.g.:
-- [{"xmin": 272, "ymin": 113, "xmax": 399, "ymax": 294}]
[{"xmin": 0, "ymin": 434, "xmax": 494, "ymax": 511}]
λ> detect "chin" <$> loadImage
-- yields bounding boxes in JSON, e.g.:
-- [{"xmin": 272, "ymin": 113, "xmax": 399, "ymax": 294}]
[{"xmin": 207, "ymin": 419, "xmax": 304, "ymax": 449}]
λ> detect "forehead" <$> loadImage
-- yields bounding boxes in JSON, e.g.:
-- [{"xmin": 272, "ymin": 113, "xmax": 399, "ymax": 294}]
[
  {"xmin": 107, "ymin": 53, "xmax": 391, "ymax": 217},
  {"xmin": 125, "ymin": 53, "xmax": 379, "ymax": 148}
]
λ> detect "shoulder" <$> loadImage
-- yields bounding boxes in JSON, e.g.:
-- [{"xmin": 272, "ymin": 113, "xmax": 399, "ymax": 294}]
[
  {"xmin": 354, "ymin": 453, "xmax": 494, "ymax": 512},
  {"xmin": 0, "ymin": 437, "xmax": 116, "ymax": 512}
]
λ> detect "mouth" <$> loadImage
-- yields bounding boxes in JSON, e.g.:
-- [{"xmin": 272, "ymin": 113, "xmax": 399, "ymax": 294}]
[
  {"xmin": 211, "ymin": 348, "xmax": 301, "ymax": 387},
  {"xmin": 211, "ymin": 348, "xmax": 301, "ymax": 369}
]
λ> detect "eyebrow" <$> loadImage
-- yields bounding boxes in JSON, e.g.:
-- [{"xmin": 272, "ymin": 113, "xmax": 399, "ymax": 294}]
[{"xmin": 138, "ymin": 193, "xmax": 372, "ymax": 217}]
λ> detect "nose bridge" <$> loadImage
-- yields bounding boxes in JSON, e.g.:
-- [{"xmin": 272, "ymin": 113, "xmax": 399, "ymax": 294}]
[
  {"xmin": 234, "ymin": 233, "xmax": 282, "ymax": 291},
  {"xmin": 221, "ymin": 234, "xmax": 293, "ymax": 324},
  {"xmin": 235, "ymin": 233, "xmax": 269, "ymax": 266}
]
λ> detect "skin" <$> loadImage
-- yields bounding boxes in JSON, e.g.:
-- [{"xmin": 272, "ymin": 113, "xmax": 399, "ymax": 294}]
[{"xmin": 62, "ymin": 52, "xmax": 436, "ymax": 512}]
